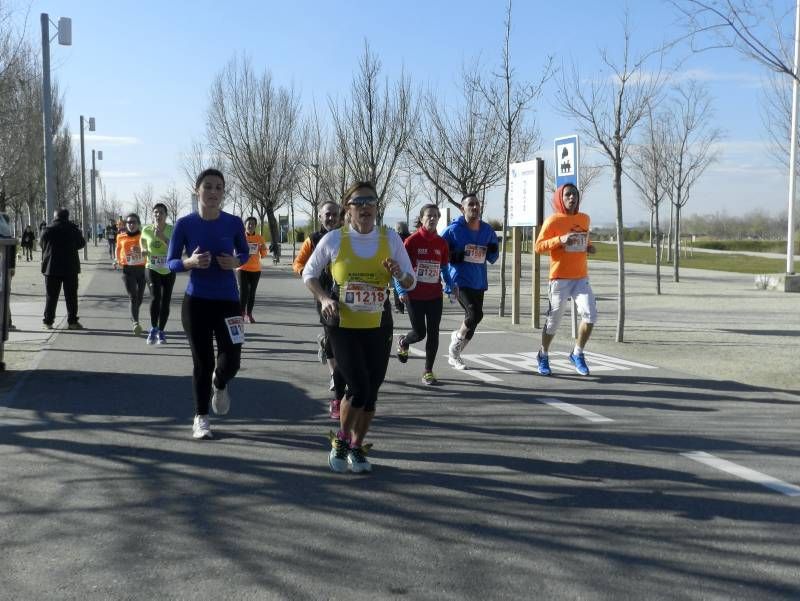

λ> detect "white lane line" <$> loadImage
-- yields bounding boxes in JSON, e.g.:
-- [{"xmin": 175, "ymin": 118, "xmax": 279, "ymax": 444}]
[
  {"xmin": 407, "ymin": 347, "xmax": 503, "ymax": 382},
  {"xmin": 683, "ymin": 451, "xmax": 800, "ymax": 497},
  {"xmin": 537, "ymin": 397, "xmax": 614, "ymax": 423}
]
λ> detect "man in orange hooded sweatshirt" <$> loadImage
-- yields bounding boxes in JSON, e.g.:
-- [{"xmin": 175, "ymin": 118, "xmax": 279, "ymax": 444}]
[{"xmin": 533, "ymin": 183, "xmax": 597, "ymax": 376}]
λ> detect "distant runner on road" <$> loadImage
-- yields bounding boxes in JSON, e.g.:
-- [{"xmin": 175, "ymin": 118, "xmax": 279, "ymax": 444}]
[
  {"xmin": 115, "ymin": 213, "xmax": 147, "ymax": 336},
  {"xmin": 140, "ymin": 203, "xmax": 175, "ymax": 344},
  {"xmin": 534, "ymin": 183, "xmax": 597, "ymax": 376},
  {"xmin": 238, "ymin": 216, "xmax": 267, "ymax": 324},
  {"xmin": 441, "ymin": 193, "xmax": 499, "ymax": 370}
]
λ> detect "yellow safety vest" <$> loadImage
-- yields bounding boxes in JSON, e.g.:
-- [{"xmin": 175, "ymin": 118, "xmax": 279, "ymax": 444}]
[{"xmin": 331, "ymin": 226, "xmax": 391, "ymax": 329}]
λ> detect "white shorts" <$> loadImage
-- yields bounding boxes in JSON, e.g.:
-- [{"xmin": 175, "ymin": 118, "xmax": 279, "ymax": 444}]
[{"xmin": 544, "ymin": 277, "xmax": 597, "ymax": 335}]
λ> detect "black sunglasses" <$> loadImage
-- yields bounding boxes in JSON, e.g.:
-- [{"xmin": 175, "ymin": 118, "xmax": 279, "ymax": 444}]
[{"xmin": 348, "ymin": 196, "xmax": 378, "ymax": 207}]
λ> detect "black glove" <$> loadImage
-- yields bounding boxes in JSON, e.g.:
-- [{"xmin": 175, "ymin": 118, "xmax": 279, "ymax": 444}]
[{"xmin": 450, "ymin": 250, "xmax": 465, "ymax": 264}]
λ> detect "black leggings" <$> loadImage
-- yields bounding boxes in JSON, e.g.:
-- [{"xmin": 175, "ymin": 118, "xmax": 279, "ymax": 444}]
[
  {"xmin": 322, "ymin": 324, "xmax": 347, "ymax": 400},
  {"xmin": 181, "ymin": 295, "xmax": 243, "ymax": 416},
  {"xmin": 403, "ymin": 297, "xmax": 443, "ymax": 371},
  {"xmin": 146, "ymin": 269, "xmax": 176, "ymax": 330},
  {"xmin": 107, "ymin": 238, "xmax": 115, "ymax": 258},
  {"xmin": 121, "ymin": 265, "xmax": 146, "ymax": 323},
  {"xmin": 327, "ymin": 320, "xmax": 392, "ymax": 412},
  {"xmin": 238, "ymin": 270, "xmax": 261, "ymax": 314},
  {"xmin": 456, "ymin": 287, "xmax": 485, "ymax": 340}
]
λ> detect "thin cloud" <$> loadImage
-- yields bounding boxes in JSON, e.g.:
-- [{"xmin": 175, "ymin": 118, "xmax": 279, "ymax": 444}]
[
  {"xmin": 99, "ymin": 171, "xmax": 145, "ymax": 179},
  {"xmin": 668, "ymin": 69, "xmax": 762, "ymax": 87},
  {"xmin": 70, "ymin": 134, "xmax": 141, "ymax": 145}
]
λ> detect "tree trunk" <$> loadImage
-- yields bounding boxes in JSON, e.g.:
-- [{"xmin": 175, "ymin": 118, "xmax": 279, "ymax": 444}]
[
  {"xmin": 266, "ymin": 207, "xmax": 279, "ymax": 245},
  {"xmin": 673, "ymin": 204, "xmax": 681, "ymax": 283},
  {"xmin": 649, "ymin": 208, "xmax": 654, "ymax": 248},
  {"xmin": 655, "ymin": 206, "xmax": 661, "ymax": 295},
  {"xmin": 613, "ymin": 160, "xmax": 626, "ymax": 343},
  {"xmin": 665, "ymin": 202, "xmax": 674, "ymax": 263}
]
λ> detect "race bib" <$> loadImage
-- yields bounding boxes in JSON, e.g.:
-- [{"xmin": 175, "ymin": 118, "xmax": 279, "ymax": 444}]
[
  {"xmin": 248, "ymin": 242, "xmax": 259, "ymax": 255},
  {"xmin": 416, "ymin": 260, "xmax": 440, "ymax": 284},
  {"xmin": 342, "ymin": 282, "xmax": 387, "ymax": 312},
  {"xmin": 126, "ymin": 248, "xmax": 145, "ymax": 265},
  {"xmin": 225, "ymin": 316, "xmax": 245, "ymax": 344},
  {"xmin": 150, "ymin": 255, "xmax": 167, "ymax": 268},
  {"xmin": 464, "ymin": 244, "xmax": 487, "ymax": 264},
  {"xmin": 565, "ymin": 233, "xmax": 588, "ymax": 253}
]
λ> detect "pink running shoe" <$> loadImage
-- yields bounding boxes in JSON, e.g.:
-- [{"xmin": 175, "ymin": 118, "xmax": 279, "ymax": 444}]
[{"xmin": 329, "ymin": 398, "xmax": 341, "ymax": 420}]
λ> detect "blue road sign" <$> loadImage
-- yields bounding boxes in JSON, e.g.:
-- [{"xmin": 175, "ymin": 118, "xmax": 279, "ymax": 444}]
[{"xmin": 554, "ymin": 135, "xmax": 580, "ymax": 190}]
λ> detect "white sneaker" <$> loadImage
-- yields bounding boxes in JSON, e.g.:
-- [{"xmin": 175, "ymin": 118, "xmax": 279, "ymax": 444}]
[
  {"xmin": 448, "ymin": 331, "xmax": 466, "ymax": 370},
  {"xmin": 211, "ymin": 386, "xmax": 230, "ymax": 415},
  {"xmin": 192, "ymin": 415, "xmax": 213, "ymax": 439}
]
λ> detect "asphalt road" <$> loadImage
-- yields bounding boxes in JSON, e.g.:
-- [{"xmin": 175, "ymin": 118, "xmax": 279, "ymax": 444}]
[{"xmin": 0, "ymin": 245, "xmax": 798, "ymax": 600}]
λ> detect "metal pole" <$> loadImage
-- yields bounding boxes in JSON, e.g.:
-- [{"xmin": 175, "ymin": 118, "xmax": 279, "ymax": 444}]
[
  {"xmin": 40, "ymin": 14, "xmax": 57, "ymax": 220},
  {"xmin": 291, "ymin": 198, "xmax": 296, "ymax": 261},
  {"xmin": 79, "ymin": 117, "xmax": 88, "ymax": 260},
  {"xmin": 787, "ymin": 0, "xmax": 800, "ymax": 275},
  {"xmin": 91, "ymin": 151, "xmax": 97, "ymax": 247}
]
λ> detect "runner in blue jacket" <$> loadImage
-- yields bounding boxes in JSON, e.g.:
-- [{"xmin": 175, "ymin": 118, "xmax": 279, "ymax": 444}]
[{"xmin": 441, "ymin": 193, "xmax": 499, "ymax": 369}]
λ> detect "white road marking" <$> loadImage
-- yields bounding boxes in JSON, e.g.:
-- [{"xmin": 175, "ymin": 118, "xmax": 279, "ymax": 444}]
[
  {"xmin": 407, "ymin": 347, "xmax": 503, "ymax": 382},
  {"xmin": 584, "ymin": 351, "xmax": 657, "ymax": 370},
  {"xmin": 537, "ymin": 397, "xmax": 614, "ymax": 423},
  {"xmin": 682, "ymin": 451, "xmax": 800, "ymax": 497}
]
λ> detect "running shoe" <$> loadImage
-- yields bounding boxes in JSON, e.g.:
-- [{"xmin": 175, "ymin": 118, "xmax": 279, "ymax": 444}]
[
  {"xmin": 211, "ymin": 385, "xmax": 230, "ymax": 415},
  {"xmin": 132, "ymin": 322, "xmax": 143, "ymax": 336},
  {"xmin": 329, "ymin": 437, "xmax": 349, "ymax": 473},
  {"xmin": 67, "ymin": 322, "xmax": 84, "ymax": 330},
  {"xmin": 536, "ymin": 351, "xmax": 552, "ymax": 376},
  {"xmin": 397, "ymin": 335, "xmax": 409, "ymax": 364},
  {"xmin": 42, "ymin": 322, "xmax": 53, "ymax": 330},
  {"xmin": 317, "ymin": 333, "xmax": 328, "ymax": 363},
  {"xmin": 569, "ymin": 352, "xmax": 590, "ymax": 376},
  {"xmin": 329, "ymin": 398, "xmax": 341, "ymax": 420},
  {"xmin": 156, "ymin": 330, "xmax": 167, "ymax": 345},
  {"xmin": 247, "ymin": 314, "xmax": 256, "ymax": 324},
  {"xmin": 347, "ymin": 446, "xmax": 372, "ymax": 473},
  {"xmin": 241, "ymin": 313, "xmax": 251, "ymax": 324},
  {"xmin": 422, "ymin": 371, "xmax": 437, "ymax": 385},
  {"xmin": 146, "ymin": 327, "xmax": 158, "ymax": 345},
  {"xmin": 192, "ymin": 415, "xmax": 213, "ymax": 440}
]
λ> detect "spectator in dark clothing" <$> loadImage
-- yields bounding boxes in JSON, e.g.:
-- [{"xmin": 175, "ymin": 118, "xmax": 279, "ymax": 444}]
[
  {"xmin": 40, "ymin": 208, "xmax": 86, "ymax": 330},
  {"xmin": 20, "ymin": 226, "xmax": 35, "ymax": 261}
]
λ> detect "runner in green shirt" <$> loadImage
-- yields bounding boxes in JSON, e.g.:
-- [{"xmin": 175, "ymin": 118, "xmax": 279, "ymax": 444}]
[{"xmin": 140, "ymin": 203, "xmax": 176, "ymax": 344}]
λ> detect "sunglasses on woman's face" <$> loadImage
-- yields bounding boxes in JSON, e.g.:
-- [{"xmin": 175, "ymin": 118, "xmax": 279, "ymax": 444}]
[{"xmin": 348, "ymin": 196, "xmax": 377, "ymax": 207}]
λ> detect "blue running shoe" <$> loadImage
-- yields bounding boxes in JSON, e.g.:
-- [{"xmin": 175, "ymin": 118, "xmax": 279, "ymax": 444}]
[
  {"xmin": 146, "ymin": 327, "xmax": 158, "ymax": 345},
  {"xmin": 569, "ymin": 352, "xmax": 590, "ymax": 376},
  {"xmin": 536, "ymin": 351, "xmax": 552, "ymax": 376}
]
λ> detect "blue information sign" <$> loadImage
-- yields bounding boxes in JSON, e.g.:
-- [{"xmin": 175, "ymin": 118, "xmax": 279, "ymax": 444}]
[{"xmin": 554, "ymin": 135, "xmax": 580, "ymax": 190}]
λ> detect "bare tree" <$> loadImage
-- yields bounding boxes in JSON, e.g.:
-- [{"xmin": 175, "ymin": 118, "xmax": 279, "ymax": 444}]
[
  {"xmin": 663, "ymin": 81, "xmax": 722, "ymax": 282},
  {"xmin": 207, "ymin": 55, "xmax": 303, "ymax": 243},
  {"xmin": 328, "ymin": 41, "xmax": 416, "ymax": 222},
  {"xmin": 408, "ymin": 69, "xmax": 506, "ymax": 210},
  {"xmin": 555, "ymin": 15, "xmax": 670, "ymax": 341},
  {"xmin": 132, "ymin": 184, "xmax": 154, "ymax": 218},
  {"xmin": 626, "ymin": 106, "xmax": 670, "ymax": 293},
  {"xmin": 296, "ymin": 103, "xmax": 328, "ymax": 228},
  {"xmin": 474, "ymin": 0, "xmax": 553, "ymax": 317},
  {"xmin": 158, "ymin": 183, "xmax": 186, "ymax": 222},
  {"xmin": 393, "ymin": 166, "xmax": 423, "ymax": 225}
]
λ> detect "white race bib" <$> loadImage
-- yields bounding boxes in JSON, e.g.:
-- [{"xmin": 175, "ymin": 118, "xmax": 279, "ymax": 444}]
[
  {"xmin": 342, "ymin": 282, "xmax": 387, "ymax": 312},
  {"xmin": 126, "ymin": 248, "xmax": 145, "ymax": 265},
  {"xmin": 225, "ymin": 316, "xmax": 245, "ymax": 344},
  {"xmin": 464, "ymin": 244, "xmax": 487, "ymax": 264},
  {"xmin": 416, "ymin": 260, "xmax": 440, "ymax": 284},
  {"xmin": 565, "ymin": 233, "xmax": 588, "ymax": 253},
  {"xmin": 150, "ymin": 255, "xmax": 167, "ymax": 268},
  {"xmin": 248, "ymin": 242, "xmax": 259, "ymax": 255}
]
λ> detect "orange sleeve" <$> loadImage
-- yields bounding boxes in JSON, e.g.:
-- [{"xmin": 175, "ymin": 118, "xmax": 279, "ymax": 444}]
[
  {"xmin": 259, "ymin": 235, "xmax": 267, "ymax": 258},
  {"xmin": 292, "ymin": 238, "xmax": 314, "ymax": 275},
  {"xmin": 115, "ymin": 235, "xmax": 124, "ymax": 262}
]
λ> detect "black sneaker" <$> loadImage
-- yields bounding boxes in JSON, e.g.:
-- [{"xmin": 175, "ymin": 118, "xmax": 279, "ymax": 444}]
[{"xmin": 396, "ymin": 335, "xmax": 409, "ymax": 364}]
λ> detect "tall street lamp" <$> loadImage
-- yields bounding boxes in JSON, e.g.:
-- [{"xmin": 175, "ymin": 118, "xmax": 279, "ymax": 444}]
[
  {"xmin": 79, "ymin": 116, "xmax": 95, "ymax": 259},
  {"xmin": 40, "ymin": 13, "xmax": 72, "ymax": 220},
  {"xmin": 91, "ymin": 150, "xmax": 103, "ymax": 247}
]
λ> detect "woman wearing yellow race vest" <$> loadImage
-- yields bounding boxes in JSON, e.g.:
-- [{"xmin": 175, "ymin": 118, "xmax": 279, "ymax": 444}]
[
  {"xmin": 140, "ymin": 203, "xmax": 176, "ymax": 344},
  {"xmin": 303, "ymin": 182, "xmax": 415, "ymax": 473}
]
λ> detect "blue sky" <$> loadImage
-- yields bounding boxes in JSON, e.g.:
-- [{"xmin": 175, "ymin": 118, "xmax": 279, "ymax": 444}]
[{"xmin": 10, "ymin": 0, "xmax": 793, "ymax": 226}]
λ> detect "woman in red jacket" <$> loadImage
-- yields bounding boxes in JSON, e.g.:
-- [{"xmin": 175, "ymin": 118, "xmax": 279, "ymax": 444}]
[{"xmin": 396, "ymin": 204, "xmax": 455, "ymax": 385}]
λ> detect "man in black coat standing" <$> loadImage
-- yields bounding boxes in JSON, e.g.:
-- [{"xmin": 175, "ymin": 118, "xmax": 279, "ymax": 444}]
[{"xmin": 40, "ymin": 208, "xmax": 86, "ymax": 330}]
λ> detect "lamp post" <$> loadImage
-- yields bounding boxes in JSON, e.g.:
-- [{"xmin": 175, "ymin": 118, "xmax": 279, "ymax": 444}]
[
  {"xmin": 787, "ymin": 0, "xmax": 800, "ymax": 276},
  {"xmin": 40, "ymin": 13, "xmax": 72, "ymax": 220},
  {"xmin": 90, "ymin": 150, "xmax": 103, "ymax": 247},
  {"xmin": 79, "ymin": 116, "xmax": 95, "ymax": 259}
]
